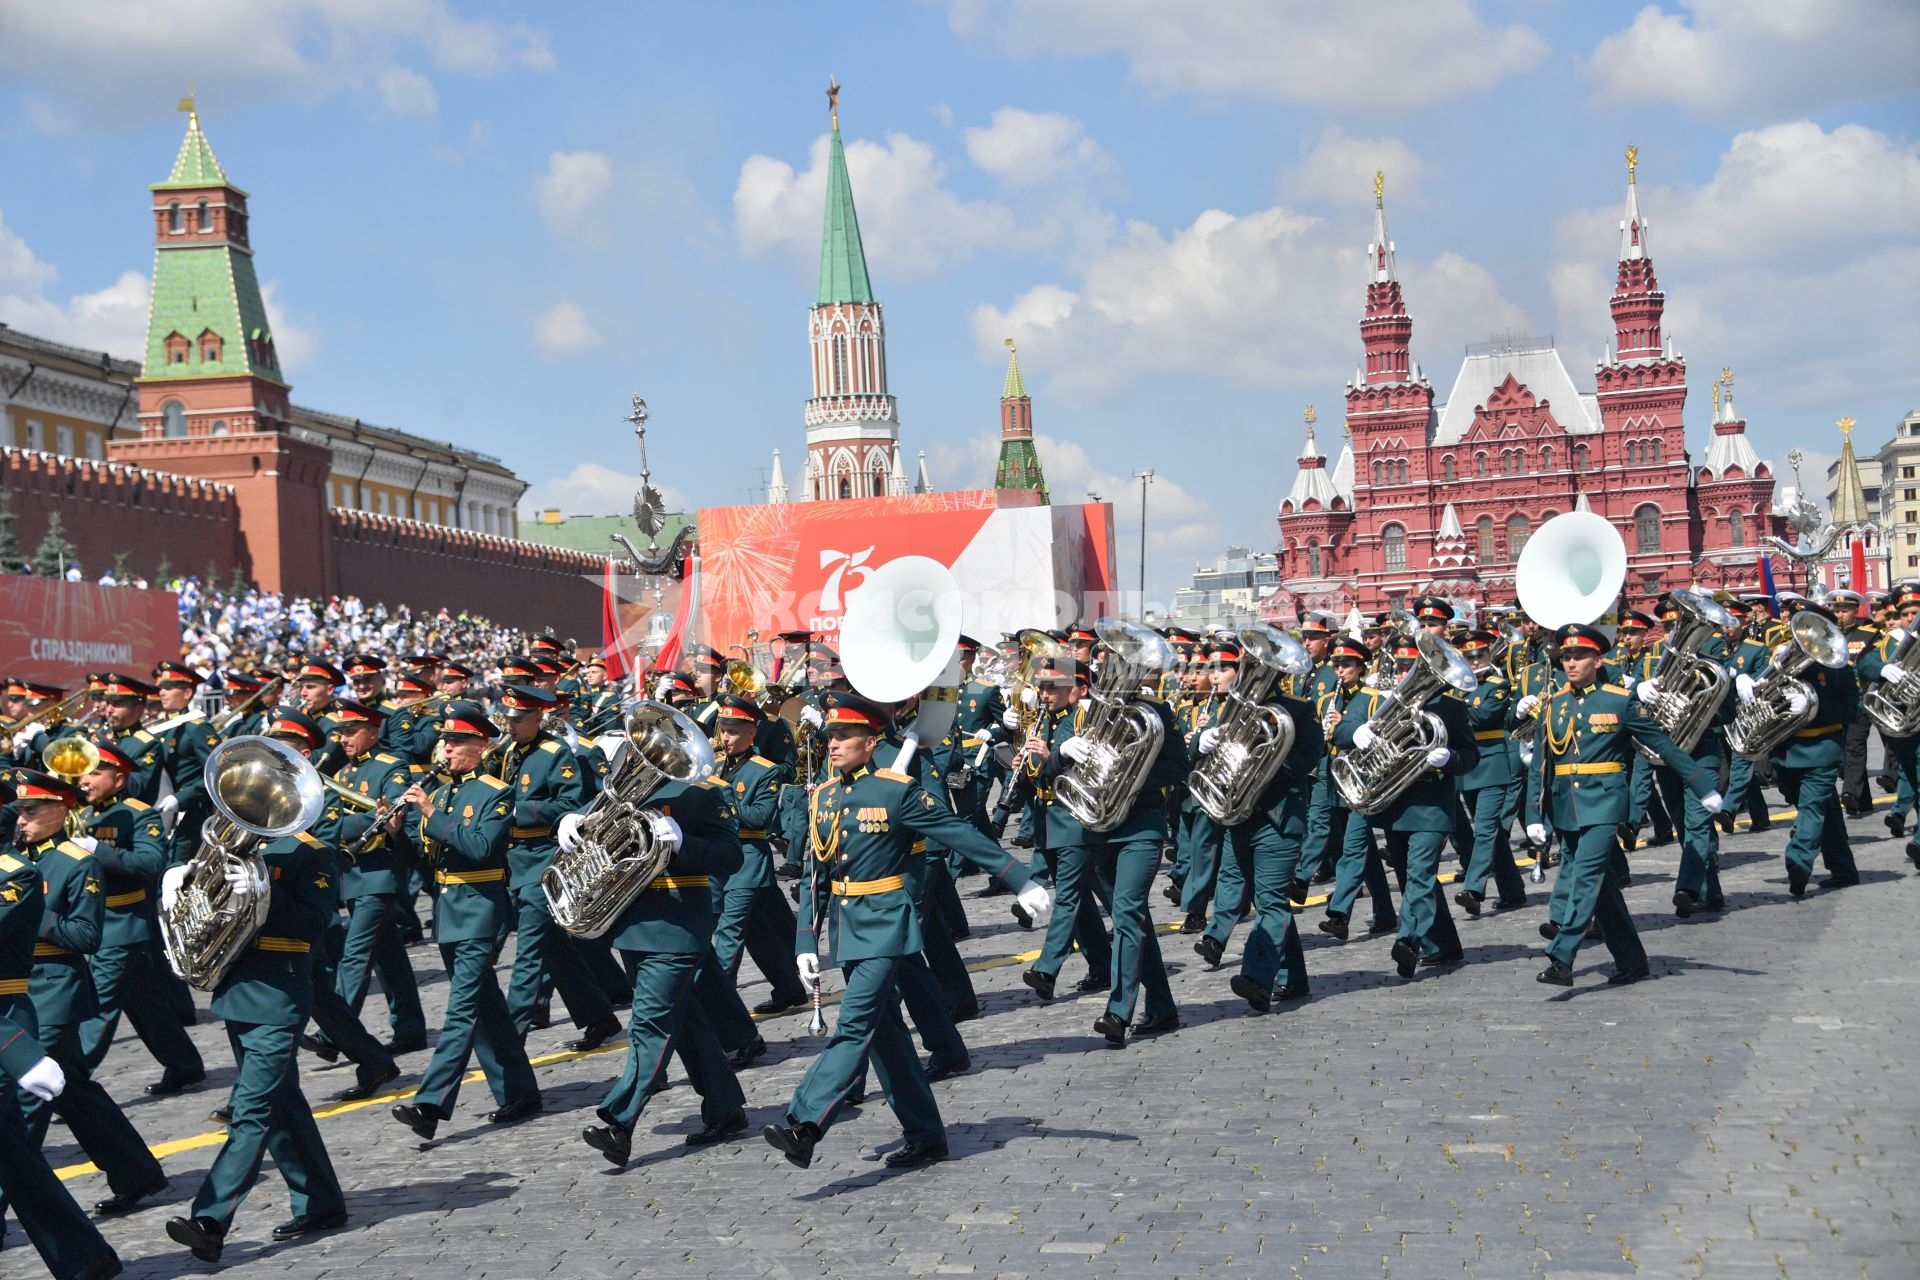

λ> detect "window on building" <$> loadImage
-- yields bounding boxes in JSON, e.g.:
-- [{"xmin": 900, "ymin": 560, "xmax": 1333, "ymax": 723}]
[
  {"xmin": 1651, "ymin": 438, "xmax": 1664, "ymax": 464},
  {"xmin": 1307, "ymin": 541, "xmax": 1322, "ymax": 576},
  {"xmin": 1906, "ymin": 488, "xmax": 1916, "ymax": 502},
  {"xmin": 1573, "ymin": 443, "xmax": 1589, "ymax": 471},
  {"xmin": 85, "ymin": 433, "xmax": 103, "ymax": 461},
  {"xmin": 200, "ymin": 332, "xmax": 222, "ymax": 363},
  {"xmin": 1903, "ymin": 466, "xmax": 1914, "ymax": 479},
  {"xmin": 1475, "ymin": 451, "xmax": 1487, "ymax": 477},
  {"xmin": 1507, "ymin": 514, "xmax": 1530, "ymax": 560},
  {"xmin": 1635, "ymin": 504, "xmax": 1661, "ymax": 553},
  {"xmin": 161, "ymin": 401, "xmax": 186, "ymax": 438},
  {"xmin": 1540, "ymin": 445, "xmax": 1554, "ymax": 471},
  {"xmin": 55, "ymin": 424, "xmax": 72, "ymax": 455},
  {"xmin": 1387, "ymin": 591, "xmax": 1407, "ymax": 614},
  {"xmin": 196, "ymin": 200, "xmax": 210, "ymax": 232},
  {"xmin": 1441, "ymin": 456, "xmax": 1455, "ymax": 482},
  {"xmin": 209, "ymin": 420, "xmax": 228, "ymax": 436},
  {"xmin": 1730, "ymin": 510, "xmax": 1745, "ymax": 547},
  {"xmin": 25, "ymin": 418, "xmax": 43, "ymax": 450},
  {"xmin": 1383, "ymin": 523, "xmax": 1407, "ymax": 572},
  {"xmin": 838, "ymin": 476, "xmax": 851, "ymax": 499},
  {"xmin": 378, "ymin": 491, "xmax": 390, "ymax": 516},
  {"xmin": 168, "ymin": 202, "xmax": 182, "ymax": 233},
  {"xmin": 870, "ymin": 469, "xmax": 885, "ymax": 497},
  {"xmin": 1476, "ymin": 515, "xmax": 1496, "ymax": 563},
  {"xmin": 832, "ymin": 335, "xmax": 848, "ymax": 394},
  {"xmin": 1643, "ymin": 574, "xmax": 1663, "ymax": 597}
]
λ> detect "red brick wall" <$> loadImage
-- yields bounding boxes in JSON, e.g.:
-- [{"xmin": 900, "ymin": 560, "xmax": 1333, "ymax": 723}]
[{"xmin": 3, "ymin": 447, "xmax": 241, "ymax": 581}]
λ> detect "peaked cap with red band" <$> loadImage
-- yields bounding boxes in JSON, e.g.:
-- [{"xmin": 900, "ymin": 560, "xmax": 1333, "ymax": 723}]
[
  {"xmin": 14, "ymin": 770, "xmax": 81, "ymax": 805},
  {"xmin": 437, "ymin": 699, "xmax": 498, "ymax": 739},
  {"xmin": 1555, "ymin": 623, "xmax": 1612, "ymax": 655}
]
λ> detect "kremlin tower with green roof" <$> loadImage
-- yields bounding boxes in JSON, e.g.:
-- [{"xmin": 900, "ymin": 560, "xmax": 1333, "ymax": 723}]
[{"xmin": 994, "ymin": 340, "xmax": 1048, "ymax": 499}]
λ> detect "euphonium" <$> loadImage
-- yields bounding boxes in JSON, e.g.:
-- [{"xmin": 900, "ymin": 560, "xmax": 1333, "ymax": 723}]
[
  {"xmin": 161, "ymin": 736, "xmax": 326, "ymax": 991},
  {"xmin": 542, "ymin": 702, "xmax": 714, "ymax": 939},
  {"xmin": 1728, "ymin": 610, "xmax": 1848, "ymax": 761},
  {"xmin": 996, "ymin": 628, "xmax": 1066, "ymax": 766},
  {"xmin": 1330, "ymin": 630, "xmax": 1477, "ymax": 815},
  {"xmin": 1864, "ymin": 631, "xmax": 1920, "ymax": 736},
  {"xmin": 1187, "ymin": 625, "xmax": 1311, "ymax": 825},
  {"xmin": 1053, "ymin": 619, "xmax": 1176, "ymax": 832},
  {"xmin": 1639, "ymin": 589, "xmax": 1736, "ymax": 753}
]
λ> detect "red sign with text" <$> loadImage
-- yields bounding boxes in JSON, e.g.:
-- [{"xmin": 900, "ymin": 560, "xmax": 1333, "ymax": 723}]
[{"xmin": 0, "ymin": 579, "xmax": 180, "ymax": 689}]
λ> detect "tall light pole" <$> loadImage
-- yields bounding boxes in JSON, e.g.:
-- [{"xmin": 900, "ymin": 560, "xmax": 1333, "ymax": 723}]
[{"xmin": 1133, "ymin": 468, "xmax": 1155, "ymax": 620}]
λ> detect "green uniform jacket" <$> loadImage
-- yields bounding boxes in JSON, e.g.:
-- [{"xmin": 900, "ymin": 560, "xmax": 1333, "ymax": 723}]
[
  {"xmin": 209, "ymin": 831, "xmax": 337, "ymax": 1026},
  {"xmin": 606, "ymin": 776, "xmax": 742, "ymax": 954},
  {"xmin": 797, "ymin": 762, "xmax": 1032, "ymax": 965},
  {"xmin": 1036, "ymin": 703, "xmax": 1090, "ymax": 848},
  {"xmin": 1524, "ymin": 681, "xmax": 1714, "ymax": 830},
  {"xmin": 0, "ymin": 851, "xmax": 46, "ymax": 1025},
  {"xmin": 719, "ymin": 752, "xmax": 790, "ymax": 891},
  {"xmin": 80, "ymin": 796, "xmax": 168, "ymax": 947},
  {"xmin": 320, "ymin": 751, "xmax": 419, "ymax": 898},
  {"xmin": 1330, "ymin": 689, "xmax": 1479, "ymax": 832},
  {"xmin": 161, "ymin": 718, "xmax": 221, "ymax": 832},
  {"xmin": 569, "ymin": 687, "xmax": 625, "ymax": 738},
  {"xmin": 1770, "ymin": 661, "xmax": 1860, "ymax": 768},
  {"xmin": 26, "ymin": 837, "xmax": 102, "ymax": 1027},
  {"xmin": 82, "ymin": 724, "xmax": 166, "ymax": 803},
  {"xmin": 419, "ymin": 770, "xmax": 515, "ymax": 944},
  {"xmin": 1456, "ymin": 671, "xmax": 1515, "ymax": 790},
  {"xmin": 491, "ymin": 733, "xmax": 592, "ymax": 891},
  {"xmin": 956, "ymin": 679, "xmax": 1007, "ymax": 736}
]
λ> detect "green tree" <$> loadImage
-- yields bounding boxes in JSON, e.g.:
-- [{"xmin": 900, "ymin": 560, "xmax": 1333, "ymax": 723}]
[
  {"xmin": 0, "ymin": 490, "xmax": 22, "ymax": 573},
  {"xmin": 110, "ymin": 551, "xmax": 131, "ymax": 583},
  {"xmin": 30, "ymin": 511, "xmax": 78, "ymax": 578},
  {"xmin": 154, "ymin": 553, "xmax": 173, "ymax": 585},
  {"xmin": 226, "ymin": 564, "xmax": 250, "ymax": 594}
]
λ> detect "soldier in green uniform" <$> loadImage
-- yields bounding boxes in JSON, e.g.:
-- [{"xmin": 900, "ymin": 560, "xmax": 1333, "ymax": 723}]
[
  {"xmin": 1452, "ymin": 630, "xmax": 1529, "ymax": 916},
  {"xmin": 1864, "ymin": 588, "xmax": 1920, "ymax": 870},
  {"xmin": 1829, "ymin": 590, "xmax": 1881, "ymax": 817},
  {"xmin": 1749, "ymin": 603, "xmax": 1863, "ymax": 896},
  {"xmin": 287, "ymin": 660, "xmax": 348, "ymax": 774},
  {"xmin": 1, "ymin": 772, "xmax": 167, "ymax": 1225},
  {"xmin": 709, "ymin": 695, "xmax": 808, "ymax": 1014},
  {"xmin": 215, "ymin": 672, "xmax": 273, "ymax": 740},
  {"xmin": 75, "ymin": 674, "xmax": 167, "ymax": 805},
  {"xmin": 1525, "ymin": 624, "xmax": 1722, "ymax": 987},
  {"xmin": 389, "ymin": 702, "xmax": 541, "ymax": 1141},
  {"xmin": 1019, "ymin": 661, "xmax": 1113, "ymax": 1000},
  {"xmin": 152, "ymin": 662, "xmax": 221, "ymax": 866},
  {"xmin": 0, "ymin": 827, "xmax": 125, "ymax": 1280},
  {"xmin": 378, "ymin": 671, "xmax": 436, "ymax": 763},
  {"xmin": 73, "ymin": 741, "xmax": 206, "ymax": 1093},
  {"xmin": 1288, "ymin": 614, "xmax": 1342, "ymax": 886},
  {"xmin": 1632, "ymin": 601, "xmax": 1738, "ymax": 917},
  {"xmin": 1167, "ymin": 641, "xmax": 1230, "ymax": 927},
  {"xmin": 1316, "ymin": 637, "xmax": 1398, "ymax": 940},
  {"xmin": 944, "ymin": 636, "xmax": 1003, "ymax": 842},
  {"xmin": 1722, "ymin": 597, "xmax": 1777, "ymax": 832},
  {"xmin": 765, "ymin": 694, "xmax": 1048, "ymax": 1170},
  {"xmin": 569, "ymin": 656, "xmax": 625, "ymax": 738},
  {"xmin": 161, "ymin": 794, "xmax": 348, "ymax": 1264}
]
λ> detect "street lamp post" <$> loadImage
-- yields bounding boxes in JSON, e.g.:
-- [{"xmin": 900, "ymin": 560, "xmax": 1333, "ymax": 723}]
[{"xmin": 1133, "ymin": 469, "xmax": 1155, "ymax": 621}]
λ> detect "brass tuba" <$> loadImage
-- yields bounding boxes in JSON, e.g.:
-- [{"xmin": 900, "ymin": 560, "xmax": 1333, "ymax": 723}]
[
  {"xmin": 1864, "ymin": 631, "xmax": 1920, "ymax": 736},
  {"xmin": 1053, "ymin": 619, "xmax": 1176, "ymax": 832},
  {"xmin": 1638, "ymin": 589, "xmax": 1736, "ymax": 753},
  {"xmin": 1330, "ymin": 630, "xmax": 1477, "ymax": 815},
  {"xmin": 996, "ymin": 628, "xmax": 1067, "ymax": 766},
  {"xmin": 161, "ymin": 736, "xmax": 326, "ymax": 991},
  {"xmin": 1728, "ymin": 610, "xmax": 1848, "ymax": 761},
  {"xmin": 542, "ymin": 702, "xmax": 714, "ymax": 939},
  {"xmin": 1187, "ymin": 625, "xmax": 1312, "ymax": 825}
]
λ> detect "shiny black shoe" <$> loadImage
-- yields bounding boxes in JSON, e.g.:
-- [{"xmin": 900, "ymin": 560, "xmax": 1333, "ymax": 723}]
[
  {"xmin": 487, "ymin": 1093, "xmax": 543, "ymax": 1126},
  {"xmin": 752, "ymin": 992, "xmax": 808, "ymax": 1016},
  {"xmin": 1538, "ymin": 920, "xmax": 1560, "ymax": 940},
  {"xmin": 1536, "ymin": 961, "xmax": 1574, "ymax": 987},
  {"xmin": 208, "ymin": 1107, "xmax": 232, "ymax": 1126},
  {"xmin": 1131, "ymin": 1012, "xmax": 1179, "ymax": 1038},
  {"xmin": 763, "ymin": 1119, "xmax": 821, "ymax": 1168},
  {"xmin": 1161, "ymin": 878, "xmax": 1183, "ymax": 904},
  {"xmin": 1887, "ymin": 813, "xmax": 1907, "ymax": 838},
  {"xmin": 1419, "ymin": 949, "xmax": 1464, "ymax": 968},
  {"xmin": 270, "ymin": 1208, "xmax": 347, "ymax": 1241},
  {"xmin": 527, "ymin": 1005, "xmax": 553, "ymax": 1030},
  {"xmin": 143, "ymin": 1070, "xmax": 205, "ymax": 1096},
  {"xmin": 166, "ymin": 1216, "xmax": 225, "ymax": 1264},
  {"xmin": 949, "ymin": 1004, "xmax": 979, "ymax": 1023},
  {"xmin": 1193, "ymin": 934, "xmax": 1225, "ymax": 967},
  {"xmin": 93, "ymin": 1174, "xmax": 167, "ymax": 1217},
  {"xmin": 1311, "ymin": 868, "xmax": 1335, "ymax": 884},
  {"xmin": 384, "ymin": 1033, "xmax": 429, "ymax": 1055},
  {"xmin": 1288, "ymin": 879, "xmax": 1309, "ymax": 905},
  {"xmin": 1818, "ymin": 874, "xmax": 1861, "ymax": 890},
  {"xmin": 569, "ymin": 1014, "xmax": 623, "ymax": 1053},
  {"xmin": 884, "ymin": 1137, "xmax": 949, "ymax": 1169},
  {"xmin": 1607, "ymin": 965, "xmax": 1651, "ymax": 986},
  {"xmin": 1454, "ymin": 889, "xmax": 1482, "ymax": 917},
  {"xmin": 1177, "ymin": 910, "xmax": 1206, "ymax": 934},
  {"xmin": 392, "ymin": 1102, "xmax": 440, "ymax": 1140},
  {"xmin": 1273, "ymin": 981, "xmax": 1310, "ymax": 1003},
  {"xmin": 845, "ymin": 1087, "xmax": 866, "ymax": 1106},
  {"xmin": 298, "ymin": 1034, "xmax": 339, "ymax": 1063},
  {"xmin": 1672, "ymin": 890, "xmax": 1697, "ymax": 918},
  {"xmin": 1092, "ymin": 1012, "xmax": 1128, "ymax": 1047},
  {"xmin": 1908, "ymin": 840, "xmax": 1920, "ymax": 870},
  {"xmin": 1228, "ymin": 974, "xmax": 1271, "ymax": 1012},
  {"xmin": 333, "ymin": 1064, "xmax": 400, "ymax": 1101},
  {"xmin": 1366, "ymin": 918, "xmax": 1398, "ymax": 936},
  {"xmin": 1788, "ymin": 865, "xmax": 1810, "ymax": 897},
  {"xmin": 685, "ymin": 1107, "xmax": 748, "ymax": 1146},
  {"xmin": 1317, "ymin": 913, "xmax": 1349, "ymax": 941},
  {"xmin": 1492, "ymin": 894, "xmax": 1529, "ymax": 911},
  {"xmin": 1700, "ymin": 894, "xmax": 1727, "ymax": 912},
  {"xmin": 76, "ymin": 1256, "xmax": 122, "ymax": 1280},
  {"xmin": 1716, "ymin": 812, "xmax": 1737, "ymax": 834},
  {"xmin": 727, "ymin": 1035, "xmax": 768, "ymax": 1070},
  {"xmin": 925, "ymin": 1057, "xmax": 971, "ymax": 1083},
  {"xmin": 1390, "ymin": 939, "xmax": 1418, "ymax": 979},
  {"xmin": 1022, "ymin": 969, "xmax": 1056, "ymax": 1000},
  {"xmin": 583, "ymin": 1122, "xmax": 632, "ymax": 1168},
  {"xmin": 1073, "ymin": 973, "xmax": 1105, "ymax": 993}
]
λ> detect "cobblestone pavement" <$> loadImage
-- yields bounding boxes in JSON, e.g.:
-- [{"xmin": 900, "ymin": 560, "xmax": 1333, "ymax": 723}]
[{"xmin": 22, "ymin": 799, "xmax": 1920, "ymax": 1279}]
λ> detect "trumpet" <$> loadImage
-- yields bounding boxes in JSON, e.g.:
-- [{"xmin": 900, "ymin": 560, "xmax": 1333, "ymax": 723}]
[
  {"xmin": 210, "ymin": 676, "xmax": 285, "ymax": 735},
  {"xmin": 13, "ymin": 688, "xmax": 94, "ymax": 738}
]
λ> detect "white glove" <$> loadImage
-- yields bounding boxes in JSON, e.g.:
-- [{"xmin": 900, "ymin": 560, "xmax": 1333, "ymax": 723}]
[
  {"xmin": 1515, "ymin": 694, "xmax": 1540, "ymax": 719},
  {"xmin": 222, "ymin": 863, "xmax": 255, "ymax": 899},
  {"xmin": 1622, "ymin": 674, "xmax": 1638, "ymax": 689},
  {"xmin": 1198, "ymin": 727, "xmax": 1220, "ymax": 756},
  {"xmin": 1884, "ymin": 664, "xmax": 1910, "ymax": 686},
  {"xmin": 1353, "ymin": 722, "xmax": 1377, "ymax": 751},
  {"xmin": 71, "ymin": 836, "xmax": 99, "ymax": 856},
  {"xmin": 1015, "ymin": 881, "xmax": 1052, "ymax": 926},
  {"xmin": 1784, "ymin": 690, "xmax": 1810, "ymax": 717},
  {"xmin": 1891, "ymin": 627, "xmax": 1910, "ymax": 647},
  {"xmin": 18, "ymin": 1056, "xmax": 64, "ymax": 1102},
  {"xmin": 653, "ymin": 675, "xmax": 674, "ymax": 700},
  {"xmin": 160, "ymin": 864, "xmax": 189, "ymax": 913},
  {"xmin": 1321, "ymin": 710, "xmax": 1340, "ymax": 734},
  {"xmin": 1424, "ymin": 746, "xmax": 1451, "ymax": 769},
  {"xmin": 156, "ymin": 793, "xmax": 180, "ymax": 821},
  {"xmin": 556, "ymin": 812, "xmax": 585, "ymax": 853},
  {"xmin": 1735, "ymin": 673, "xmax": 1757, "ymax": 703},
  {"xmin": 1635, "ymin": 678, "xmax": 1660, "ymax": 705},
  {"xmin": 1700, "ymin": 790, "xmax": 1725, "ymax": 814},
  {"xmin": 1526, "ymin": 823, "xmax": 1548, "ymax": 846},
  {"xmin": 1020, "ymin": 686, "xmax": 1037, "ymax": 706},
  {"xmin": 797, "ymin": 951, "xmax": 822, "ymax": 988},
  {"xmin": 1001, "ymin": 707, "xmax": 1023, "ymax": 730},
  {"xmin": 1363, "ymin": 671, "xmax": 1382, "ymax": 688},
  {"xmin": 800, "ymin": 704, "xmax": 824, "ymax": 730},
  {"xmin": 1058, "ymin": 736, "xmax": 1089, "ymax": 763},
  {"xmin": 653, "ymin": 813, "xmax": 684, "ymax": 853}
]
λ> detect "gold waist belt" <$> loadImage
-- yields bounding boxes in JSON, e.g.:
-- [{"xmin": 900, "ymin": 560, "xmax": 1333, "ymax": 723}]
[
  {"xmin": 650, "ymin": 876, "xmax": 711, "ymax": 890},
  {"xmin": 832, "ymin": 875, "xmax": 906, "ymax": 896},
  {"xmin": 252, "ymin": 936, "xmax": 311, "ymax": 954},
  {"xmin": 509, "ymin": 826, "xmax": 551, "ymax": 840},
  {"xmin": 0, "ymin": 978, "xmax": 27, "ymax": 995},
  {"xmin": 435, "ymin": 868, "xmax": 506, "ymax": 886},
  {"xmin": 104, "ymin": 889, "xmax": 147, "ymax": 908},
  {"xmin": 1554, "ymin": 762, "xmax": 1625, "ymax": 776},
  {"xmin": 1795, "ymin": 723, "xmax": 1843, "ymax": 739},
  {"xmin": 32, "ymin": 942, "xmax": 71, "ymax": 957}
]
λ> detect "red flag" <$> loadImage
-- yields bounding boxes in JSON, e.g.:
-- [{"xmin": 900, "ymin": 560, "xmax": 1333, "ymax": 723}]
[
  {"xmin": 599, "ymin": 561, "xmax": 632, "ymax": 680},
  {"xmin": 1852, "ymin": 537, "xmax": 1868, "ymax": 592},
  {"xmin": 650, "ymin": 555, "xmax": 700, "ymax": 673}
]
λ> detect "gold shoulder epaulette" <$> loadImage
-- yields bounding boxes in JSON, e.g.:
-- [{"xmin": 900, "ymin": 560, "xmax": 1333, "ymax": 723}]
[
  {"xmin": 875, "ymin": 768, "xmax": 912, "ymax": 783},
  {"xmin": 124, "ymin": 798, "xmax": 150, "ymax": 811},
  {"xmin": 539, "ymin": 740, "xmax": 561, "ymax": 754},
  {"xmin": 476, "ymin": 775, "xmax": 510, "ymax": 790},
  {"xmin": 58, "ymin": 840, "xmax": 90, "ymax": 860},
  {"xmin": 749, "ymin": 755, "xmax": 774, "ymax": 767},
  {"xmin": 131, "ymin": 729, "xmax": 154, "ymax": 742},
  {"xmin": 1602, "ymin": 683, "xmax": 1630, "ymax": 695},
  {"xmin": 0, "ymin": 853, "xmax": 23, "ymax": 873},
  {"xmin": 374, "ymin": 752, "xmax": 400, "ymax": 764},
  {"xmin": 296, "ymin": 831, "xmax": 328, "ymax": 849}
]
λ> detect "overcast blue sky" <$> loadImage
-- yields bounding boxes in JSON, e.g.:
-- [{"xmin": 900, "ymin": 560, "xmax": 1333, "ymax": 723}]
[{"xmin": 2, "ymin": 1, "xmax": 1916, "ymax": 600}]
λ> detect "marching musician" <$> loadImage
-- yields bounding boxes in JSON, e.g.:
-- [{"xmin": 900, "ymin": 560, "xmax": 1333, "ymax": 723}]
[
  {"xmin": 216, "ymin": 672, "xmax": 273, "ymax": 740},
  {"xmin": 1173, "ymin": 638, "xmax": 1236, "ymax": 935},
  {"xmin": 160, "ymin": 771, "xmax": 348, "ymax": 1264},
  {"xmin": 945, "ymin": 635, "xmax": 1003, "ymax": 840},
  {"xmin": 1634, "ymin": 599, "xmax": 1738, "ymax": 918},
  {"xmin": 1865, "ymin": 587, "xmax": 1920, "ymax": 872},
  {"xmin": 75, "ymin": 675, "xmax": 167, "ymax": 807},
  {"xmin": 378, "ymin": 668, "xmax": 436, "ymax": 762},
  {"xmin": 764, "ymin": 692, "xmax": 1047, "ymax": 1170},
  {"xmin": 1019, "ymin": 660, "xmax": 1113, "ymax": 1001},
  {"xmin": 1451, "ymin": 629, "xmax": 1529, "ymax": 917},
  {"xmin": 151, "ymin": 662, "xmax": 220, "ymax": 866},
  {"xmin": 389, "ymin": 701, "xmax": 542, "ymax": 1142},
  {"xmin": 1526, "ymin": 624, "xmax": 1722, "ymax": 988},
  {"xmin": 289, "ymin": 660, "xmax": 348, "ymax": 772},
  {"xmin": 568, "ymin": 655, "xmax": 624, "ymax": 738},
  {"xmin": 1315, "ymin": 636, "xmax": 1398, "ymax": 942},
  {"xmin": 1831, "ymin": 590, "xmax": 1880, "ymax": 818},
  {"xmin": 1722, "ymin": 597, "xmax": 1778, "ymax": 833},
  {"xmin": 1289, "ymin": 613, "xmax": 1341, "ymax": 887},
  {"xmin": 709, "ymin": 694, "xmax": 809, "ymax": 1015}
]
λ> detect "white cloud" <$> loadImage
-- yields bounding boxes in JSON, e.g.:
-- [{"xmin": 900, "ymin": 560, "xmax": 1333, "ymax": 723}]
[
  {"xmin": 0, "ymin": 209, "xmax": 147, "ymax": 358},
  {"xmin": 519, "ymin": 463, "xmax": 689, "ymax": 518},
  {"xmin": 377, "ymin": 65, "xmax": 438, "ymax": 118},
  {"xmin": 532, "ymin": 150, "xmax": 615, "ymax": 243},
  {"xmin": 258, "ymin": 280, "xmax": 322, "ymax": 374},
  {"xmin": 0, "ymin": 0, "xmax": 551, "ymax": 126},
  {"xmin": 1285, "ymin": 126, "xmax": 1427, "ymax": 207},
  {"xmin": 429, "ymin": 118, "xmax": 493, "ymax": 166},
  {"xmin": 734, "ymin": 131, "xmax": 1025, "ymax": 281},
  {"xmin": 1587, "ymin": 0, "xmax": 1920, "ymax": 119},
  {"xmin": 532, "ymin": 301, "xmax": 603, "ymax": 357},
  {"xmin": 1549, "ymin": 121, "xmax": 1920, "ymax": 418},
  {"xmin": 963, "ymin": 107, "xmax": 1109, "ymax": 187},
  {"xmin": 944, "ymin": 0, "xmax": 1547, "ymax": 109}
]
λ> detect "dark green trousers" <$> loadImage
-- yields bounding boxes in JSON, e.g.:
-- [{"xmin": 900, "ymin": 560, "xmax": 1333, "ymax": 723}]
[
  {"xmin": 787, "ymin": 956, "xmax": 943, "ymax": 1147},
  {"xmin": 599, "ymin": 950, "xmax": 743, "ymax": 1130},
  {"xmin": 1095, "ymin": 824, "xmax": 1176, "ymax": 1025},
  {"xmin": 335, "ymin": 892, "xmax": 426, "ymax": 1042},
  {"xmin": 414, "ymin": 938, "xmax": 536, "ymax": 1118},
  {"xmin": 1546, "ymin": 824, "xmax": 1647, "ymax": 972},
  {"xmin": 507, "ymin": 885, "xmax": 614, "ymax": 1036},
  {"xmin": 0, "ymin": 1085, "xmax": 118, "ymax": 1278},
  {"xmin": 192, "ymin": 1020, "xmax": 343, "ymax": 1231},
  {"xmin": 1776, "ymin": 762, "xmax": 1859, "ymax": 879},
  {"xmin": 1032, "ymin": 843, "xmax": 1113, "ymax": 980},
  {"xmin": 78, "ymin": 936, "xmax": 205, "ymax": 1082},
  {"xmin": 1230, "ymin": 812, "xmax": 1306, "ymax": 992}
]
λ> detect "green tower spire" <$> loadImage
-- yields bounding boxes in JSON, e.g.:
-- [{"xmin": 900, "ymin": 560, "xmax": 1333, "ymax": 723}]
[
  {"xmin": 994, "ymin": 340, "xmax": 1048, "ymax": 501},
  {"xmin": 816, "ymin": 77, "xmax": 875, "ymax": 307}
]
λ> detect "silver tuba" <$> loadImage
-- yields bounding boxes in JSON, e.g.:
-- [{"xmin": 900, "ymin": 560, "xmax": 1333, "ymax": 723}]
[
  {"xmin": 1330, "ymin": 630, "xmax": 1477, "ymax": 815},
  {"xmin": 1638, "ymin": 589, "xmax": 1736, "ymax": 753},
  {"xmin": 1187, "ymin": 625, "xmax": 1312, "ymax": 825},
  {"xmin": 161, "ymin": 736, "xmax": 326, "ymax": 991},
  {"xmin": 1728, "ymin": 610, "xmax": 1849, "ymax": 761},
  {"xmin": 1054, "ymin": 619, "xmax": 1176, "ymax": 832},
  {"xmin": 1864, "ymin": 631, "xmax": 1920, "ymax": 736},
  {"xmin": 543, "ymin": 702, "xmax": 714, "ymax": 939}
]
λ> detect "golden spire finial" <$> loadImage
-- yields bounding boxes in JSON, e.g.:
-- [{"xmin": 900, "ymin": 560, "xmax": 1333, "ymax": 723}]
[
  {"xmin": 1004, "ymin": 337, "xmax": 1015, "ymax": 352},
  {"xmin": 1304, "ymin": 404, "xmax": 1317, "ymax": 425},
  {"xmin": 1374, "ymin": 170, "xmax": 1384, "ymax": 208},
  {"xmin": 1839, "ymin": 415, "xmax": 1856, "ymax": 439},
  {"xmin": 1720, "ymin": 366, "xmax": 1734, "ymax": 387},
  {"xmin": 178, "ymin": 87, "xmax": 196, "ymax": 119},
  {"xmin": 1341, "ymin": 419, "xmax": 1351, "ymax": 439},
  {"xmin": 1712, "ymin": 383, "xmax": 1721, "ymax": 414},
  {"xmin": 827, "ymin": 76, "xmax": 840, "ymax": 131},
  {"xmin": 1626, "ymin": 143, "xmax": 1638, "ymax": 183}
]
